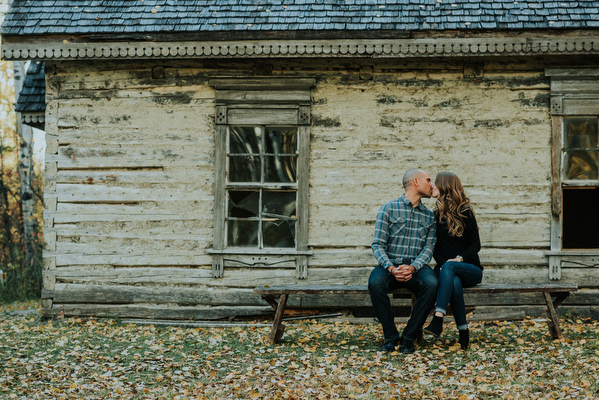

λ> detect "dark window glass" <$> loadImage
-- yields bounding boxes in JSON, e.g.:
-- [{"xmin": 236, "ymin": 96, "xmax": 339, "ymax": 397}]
[
  {"xmin": 263, "ymin": 191, "xmax": 296, "ymax": 219},
  {"xmin": 564, "ymin": 118, "xmax": 597, "ymax": 148},
  {"xmin": 229, "ymin": 155, "xmax": 260, "ymax": 183},
  {"xmin": 227, "ymin": 220, "xmax": 259, "ymax": 247},
  {"xmin": 562, "ymin": 187, "xmax": 599, "ymax": 249},
  {"xmin": 230, "ymin": 127, "xmax": 263, "ymax": 154},
  {"xmin": 563, "ymin": 118, "xmax": 599, "ymax": 180},
  {"xmin": 265, "ymin": 127, "xmax": 297, "ymax": 154},
  {"xmin": 264, "ymin": 156, "xmax": 296, "ymax": 183},
  {"xmin": 263, "ymin": 220, "xmax": 296, "ymax": 248},
  {"xmin": 228, "ymin": 191, "xmax": 259, "ymax": 218},
  {"xmin": 563, "ymin": 151, "xmax": 598, "ymax": 180}
]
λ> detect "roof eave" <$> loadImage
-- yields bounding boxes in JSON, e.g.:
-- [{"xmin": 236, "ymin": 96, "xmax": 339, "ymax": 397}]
[{"xmin": 4, "ymin": 34, "xmax": 599, "ymax": 61}]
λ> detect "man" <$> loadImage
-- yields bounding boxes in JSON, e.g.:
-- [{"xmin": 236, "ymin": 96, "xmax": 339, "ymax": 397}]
[{"xmin": 368, "ymin": 168, "xmax": 438, "ymax": 353}]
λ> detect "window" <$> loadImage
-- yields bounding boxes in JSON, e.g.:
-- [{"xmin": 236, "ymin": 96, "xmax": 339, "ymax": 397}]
[
  {"xmin": 208, "ymin": 78, "xmax": 314, "ymax": 278},
  {"xmin": 561, "ymin": 117, "xmax": 599, "ymax": 249},
  {"xmin": 226, "ymin": 126, "xmax": 298, "ymax": 249},
  {"xmin": 546, "ymin": 68, "xmax": 599, "ymax": 279}
]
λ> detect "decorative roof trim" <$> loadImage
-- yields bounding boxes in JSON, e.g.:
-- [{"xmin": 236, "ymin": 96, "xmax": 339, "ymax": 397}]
[
  {"xmin": 20, "ymin": 112, "xmax": 45, "ymax": 130},
  {"xmin": 21, "ymin": 112, "xmax": 44, "ymax": 124},
  {"xmin": 3, "ymin": 37, "xmax": 599, "ymax": 61}
]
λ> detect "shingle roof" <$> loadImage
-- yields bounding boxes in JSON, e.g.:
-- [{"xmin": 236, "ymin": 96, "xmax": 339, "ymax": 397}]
[
  {"xmin": 2, "ymin": 0, "xmax": 598, "ymax": 37},
  {"xmin": 15, "ymin": 61, "xmax": 45, "ymax": 113}
]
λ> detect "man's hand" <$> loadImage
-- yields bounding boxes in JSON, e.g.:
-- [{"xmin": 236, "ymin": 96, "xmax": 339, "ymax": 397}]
[{"xmin": 390, "ymin": 264, "xmax": 416, "ymax": 282}]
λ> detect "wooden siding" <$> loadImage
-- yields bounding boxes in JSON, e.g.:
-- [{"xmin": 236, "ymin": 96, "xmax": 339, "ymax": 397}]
[{"xmin": 42, "ymin": 58, "xmax": 599, "ymax": 320}]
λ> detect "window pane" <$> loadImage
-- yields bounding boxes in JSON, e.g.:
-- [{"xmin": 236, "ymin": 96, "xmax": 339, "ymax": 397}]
[
  {"xmin": 227, "ymin": 220, "xmax": 259, "ymax": 247},
  {"xmin": 564, "ymin": 118, "xmax": 598, "ymax": 148},
  {"xmin": 229, "ymin": 155, "xmax": 261, "ymax": 182},
  {"xmin": 265, "ymin": 127, "xmax": 297, "ymax": 154},
  {"xmin": 263, "ymin": 190, "xmax": 297, "ymax": 218},
  {"xmin": 264, "ymin": 155, "xmax": 297, "ymax": 183},
  {"xmin": 562, "ymin": 187, "xmax": 599, "ymax": 249},
  {"xmin": 228, "ymin": 191, "xmax": 259, "ymax": 218},
  {"xmin": 263, "ymin": 220, "xmax": 296, "ymax": 248},
  {"xmin": 563, "ymin": 150, "xmax": 598, "ymax": 180},
  {"xmin": 229, "ymin": 127, "xmax": 263, "ymax": 154}
]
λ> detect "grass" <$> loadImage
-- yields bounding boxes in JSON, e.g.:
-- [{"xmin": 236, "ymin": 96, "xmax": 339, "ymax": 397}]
[{"xmin": 1, "ymin": 300, "xmax": 598, "ymax": 399}]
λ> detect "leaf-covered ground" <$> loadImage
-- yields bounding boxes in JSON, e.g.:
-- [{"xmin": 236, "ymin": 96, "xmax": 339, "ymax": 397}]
[{"xmin": 1, "ymin": 301, "xmax": 598, "ymax": 399}]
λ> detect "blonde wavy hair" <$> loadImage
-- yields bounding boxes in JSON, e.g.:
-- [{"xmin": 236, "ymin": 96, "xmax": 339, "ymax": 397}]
[{"xmin": 434, "ymin": 172, "xmax": 473, "ymax": 237}]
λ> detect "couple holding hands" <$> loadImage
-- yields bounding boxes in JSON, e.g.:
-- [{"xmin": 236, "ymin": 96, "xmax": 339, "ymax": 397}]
[{"xmin": 369, "ymin": 169, "xmax": 483, "ymax": 354}]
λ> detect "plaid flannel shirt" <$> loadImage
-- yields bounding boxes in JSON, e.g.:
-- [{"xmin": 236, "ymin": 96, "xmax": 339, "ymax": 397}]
[{"xmin": 372, "ymin": 195, "xmax": 437, "ymax": 272}]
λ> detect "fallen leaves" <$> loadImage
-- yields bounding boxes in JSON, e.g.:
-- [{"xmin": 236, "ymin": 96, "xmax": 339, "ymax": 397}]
[{"xmin": 1, "ymin": 302, "xmax": 598, "ymax": 399}]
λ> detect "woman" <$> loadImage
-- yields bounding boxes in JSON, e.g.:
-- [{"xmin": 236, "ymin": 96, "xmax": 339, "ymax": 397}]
[{"xmin": 423, "ymin": 172, "xmax": 483, "ymax": 350}]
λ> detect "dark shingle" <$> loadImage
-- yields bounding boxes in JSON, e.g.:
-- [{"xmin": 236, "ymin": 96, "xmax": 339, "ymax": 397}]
[
  {"xmin": 15, "ymin": 61, "xmax": 45, "ymax": 113},
  {"xmin": 1, "ymin": 0, "xmax": 597, "ymax": 37}
]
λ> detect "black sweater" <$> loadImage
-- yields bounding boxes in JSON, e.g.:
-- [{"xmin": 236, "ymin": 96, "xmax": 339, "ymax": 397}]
[{"xmin": 433, "ymin": 208, "xmax": 482, "ymax": 270}]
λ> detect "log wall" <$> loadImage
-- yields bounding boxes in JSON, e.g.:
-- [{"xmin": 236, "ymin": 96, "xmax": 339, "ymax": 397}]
[{"xmin": 41, "ymin": 58, "xmax": 599, "ymax": 320}]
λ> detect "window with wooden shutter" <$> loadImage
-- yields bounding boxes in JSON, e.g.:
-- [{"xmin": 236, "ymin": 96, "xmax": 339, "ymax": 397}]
[{"xmin": 208, "ymin": 78, "xmax": 314, "ymax": 279}]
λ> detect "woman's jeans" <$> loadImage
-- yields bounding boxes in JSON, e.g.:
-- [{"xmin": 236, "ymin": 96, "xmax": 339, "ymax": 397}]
[
  {"xmin": 435, "ymin": 261, "xmax": 483, "ymax": 331},
  {"xmin": 368, "ymin": 266, "xmax": 438, "ymax": 344}
]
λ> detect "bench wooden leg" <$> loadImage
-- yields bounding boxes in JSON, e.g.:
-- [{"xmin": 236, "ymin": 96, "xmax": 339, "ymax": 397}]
[
  {"xmin": 543, "ymin": 292, "xmax": 566, "ymax": 340},
  {"xmin": 263, "ymin": 295, "xmax": 279, "ymax": 311},
  {"xmin": 269, "ymin": 294, "xmax": 288, "ymax": 344}
]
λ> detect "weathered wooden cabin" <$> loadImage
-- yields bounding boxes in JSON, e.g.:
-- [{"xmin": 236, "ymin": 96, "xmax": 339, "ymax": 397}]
[{"xmin": 3, "ymin": 0, "xmax": 599, "ymax": 321}]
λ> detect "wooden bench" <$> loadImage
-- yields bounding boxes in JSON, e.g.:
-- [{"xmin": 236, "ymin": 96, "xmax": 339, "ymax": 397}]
[{"xmin": 254, "ymin": 283, "xmax": 579, "ymax": 344}]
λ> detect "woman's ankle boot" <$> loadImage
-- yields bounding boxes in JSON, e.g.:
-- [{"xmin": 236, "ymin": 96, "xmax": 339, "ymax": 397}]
[
  {"xmin": 423, "ymin": 315, "xmax": 444, "ymax": 338},
  {"xmin": 458, "ymin": 329, "xmax": 470, "ymax": 350}
]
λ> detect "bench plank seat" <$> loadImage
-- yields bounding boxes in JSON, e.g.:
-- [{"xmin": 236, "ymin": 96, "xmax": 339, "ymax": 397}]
[{"xmin": 254, "ymin": 283, "xmax": 578, "ymax": 344}]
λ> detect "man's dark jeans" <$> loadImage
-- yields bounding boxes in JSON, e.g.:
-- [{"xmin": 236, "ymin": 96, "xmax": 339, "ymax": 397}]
[{"xmin": 368, "ymin": 265, "xmax": 438, "ymax": 344}]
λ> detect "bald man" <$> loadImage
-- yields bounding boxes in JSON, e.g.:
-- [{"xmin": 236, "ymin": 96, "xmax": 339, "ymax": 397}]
[{"xmin": 369, "ymin": 169, "xmax": 438, "ymax": 354}]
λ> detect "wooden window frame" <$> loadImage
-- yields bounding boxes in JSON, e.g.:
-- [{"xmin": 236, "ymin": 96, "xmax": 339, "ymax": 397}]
[
  {"xmin": 546, "ymin": 68, "xmax": 599, "ymax": 279},
  {"xmin": 208, "ymin": 78, "xmax": 315, "ymax": 278}
]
